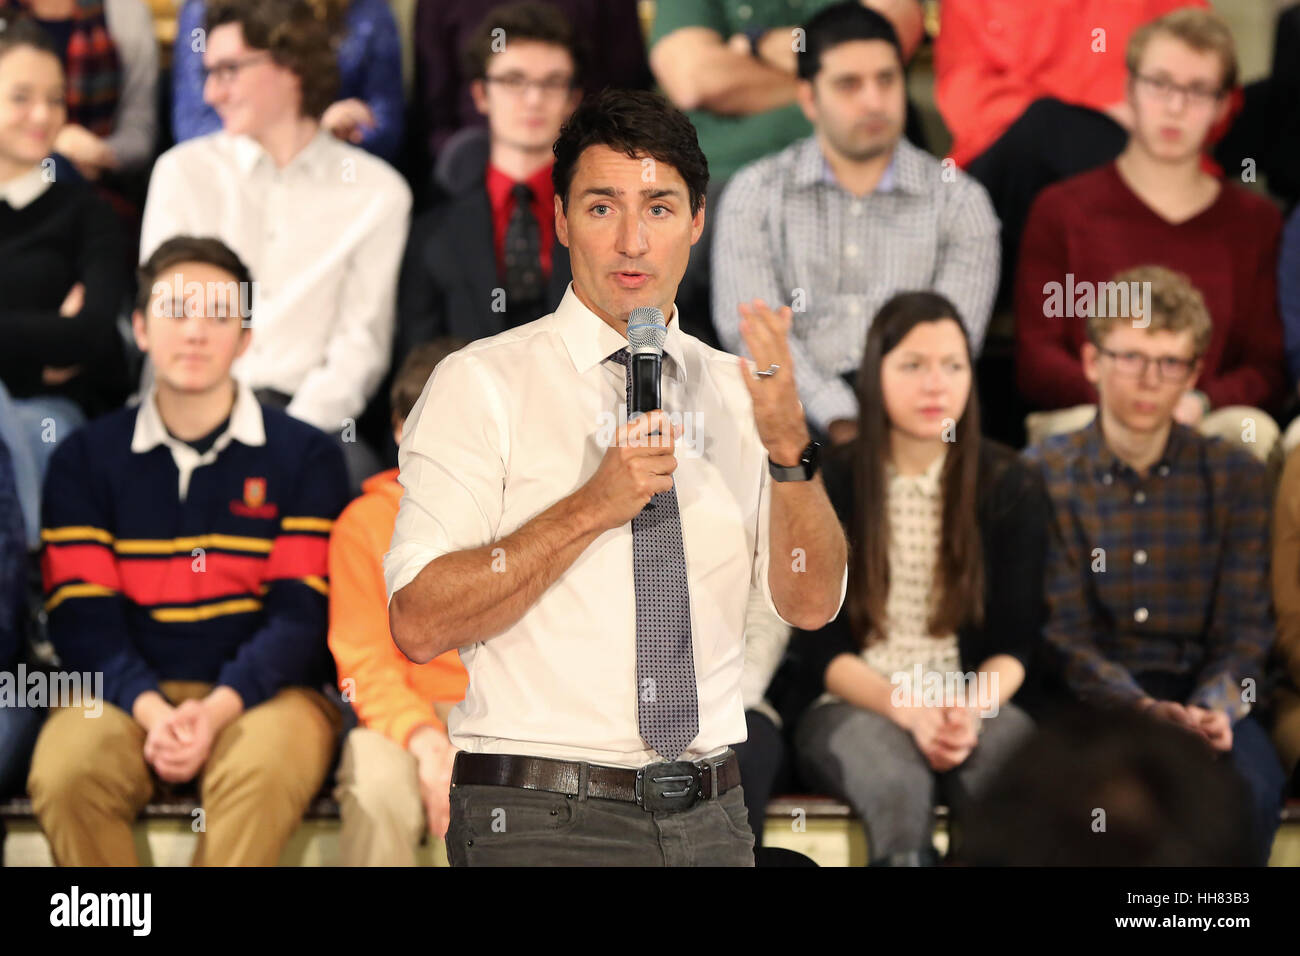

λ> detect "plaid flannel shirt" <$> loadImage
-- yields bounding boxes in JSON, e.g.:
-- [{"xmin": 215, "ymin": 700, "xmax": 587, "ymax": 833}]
[{"xmin": 1023, "ymin": 418, "xmax": 1273, "ymax": 724}]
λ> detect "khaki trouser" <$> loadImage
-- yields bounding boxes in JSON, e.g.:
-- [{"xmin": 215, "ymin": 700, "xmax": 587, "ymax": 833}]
[
  {"xmin": 1025, "ymin": 404, "xmax": 1280, "ymax": 464},
  {"xmin": 27, "ymin": 681, "xmax": 341, "ymax": 866},
  {"xmin": 333, "ymin": 727, "xmax": 427, "ymax": 866}
]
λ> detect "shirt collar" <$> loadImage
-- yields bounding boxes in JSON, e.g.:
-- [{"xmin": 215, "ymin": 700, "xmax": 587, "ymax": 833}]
[
  {"xmin": 886, "ymin": 448, "xmax": 947, "ymax": 497},
  {"xmin": 1083, "ymin": 415, "xmax": 1187, "ymax": 483},
  {"xmin": 486, "ymin": 161, "xmax": 555, "ymax": 213},
  {"xmin": 550, "ymin": 282, "xmax": 689, "ymax": 384},
  {"xmin": 132, "ymin": 379, "xmax": 266, "ymax": 456},
  {"xmin": 794, "ymin": 135, "xmax": 924, "ymax": 196},
  {"xmin": 230, "ymin": 127, "xmax": 334, "ymax": 180},
  {"xmin": 0, "ymin": 165, "xmax": 51, "ymax": 210}
]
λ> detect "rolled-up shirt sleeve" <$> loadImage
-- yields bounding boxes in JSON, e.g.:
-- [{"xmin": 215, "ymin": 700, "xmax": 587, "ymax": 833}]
[{"xmin": 383, "ymin": 350, "xmax": 508, "ymax": 602}]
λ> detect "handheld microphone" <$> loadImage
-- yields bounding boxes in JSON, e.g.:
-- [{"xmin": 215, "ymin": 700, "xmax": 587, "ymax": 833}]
[{"xmin": 626, "ymin": 307, "xmax": 667, "ymax": 420}]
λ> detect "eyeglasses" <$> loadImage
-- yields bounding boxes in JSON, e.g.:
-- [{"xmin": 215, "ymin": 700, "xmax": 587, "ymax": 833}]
[
  {"xmin": 483, "ymin": 73, "xmax": 576, "ymax": 97},
  {"xmin": 202, "ymin": 53, "xmax": 272, "ymax": 86},
  {"xmin": 1132, "ymin": 73, "xmax": 1225, "ymax": 108},
  {"xmin": 1095, "ymin": 345, "xmax": 1198, "ymax": 383}
]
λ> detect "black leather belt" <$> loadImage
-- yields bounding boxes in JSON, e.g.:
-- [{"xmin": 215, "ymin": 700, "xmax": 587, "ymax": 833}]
[{"xmin": 452, "ymin": 750, "xmax": 742, "ymax": 813}]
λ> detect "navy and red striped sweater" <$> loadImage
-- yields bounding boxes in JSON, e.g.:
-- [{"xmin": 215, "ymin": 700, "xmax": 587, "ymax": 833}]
[{"xmin": 40, "ymin": 398, "xmax": 349, "ymax": 713}]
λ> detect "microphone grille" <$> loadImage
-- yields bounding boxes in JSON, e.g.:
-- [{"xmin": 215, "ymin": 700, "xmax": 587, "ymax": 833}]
[{"xmin": 627, "ymin": 307, "xmax": 667, "ymax": 354}]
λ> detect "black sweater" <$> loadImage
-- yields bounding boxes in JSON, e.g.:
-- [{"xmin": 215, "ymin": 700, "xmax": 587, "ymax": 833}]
[
  {"xmin": 798, "ymin": 438, "xmax": 1050, "ymax": 703},
  {"xmin": 0, "ymin": 179, "xmax": 128, "ymax": 412}
]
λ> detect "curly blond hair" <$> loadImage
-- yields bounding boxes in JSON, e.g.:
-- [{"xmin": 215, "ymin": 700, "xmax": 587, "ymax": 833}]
[
  {"xmin": 1127, "ymin": 7, "xmax": 1237, "ymax": 92},
  {"xmin": 1087, "ymin": 265, "xmax": 1213, "ymax": 357}
]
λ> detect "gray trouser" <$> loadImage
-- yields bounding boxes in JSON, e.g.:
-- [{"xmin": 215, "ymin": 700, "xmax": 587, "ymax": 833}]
[
  {"xmin": 445, "ymin": 781, "xmax": 756, "ymax": 867},
  {"xmin": 795, "ymin": 701, "xmax": 1034, "ymax": 859}
]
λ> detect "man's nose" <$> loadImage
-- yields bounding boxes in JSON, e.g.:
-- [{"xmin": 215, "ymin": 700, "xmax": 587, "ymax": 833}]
[
  {"xmin": 615, "ymin": 213, "xmax": 648, "ymax": 257},
  {"xmin": 203, "ymin": 73, "xmax": 222, "ymax": 107},
  {"xmin": 1140, "ymin": 360, "xmax": 1162, "ymax": 388}
]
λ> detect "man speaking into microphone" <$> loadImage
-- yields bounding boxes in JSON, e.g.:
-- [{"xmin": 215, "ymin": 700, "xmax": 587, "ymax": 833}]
[{"xmin": 385, "ymin": 88, "xmax": 847, "ymax": 867}]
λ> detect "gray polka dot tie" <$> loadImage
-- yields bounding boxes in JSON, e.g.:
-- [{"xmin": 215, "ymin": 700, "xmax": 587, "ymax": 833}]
[{"xmin": 610, "ymin": 349, "xmax": 699, "ymax": 761}]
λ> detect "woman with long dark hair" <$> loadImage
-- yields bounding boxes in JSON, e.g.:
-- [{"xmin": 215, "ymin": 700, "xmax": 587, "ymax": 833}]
[{"xmin": 793, "ymin": 291, "xmax": 1047, "ymax": 866}]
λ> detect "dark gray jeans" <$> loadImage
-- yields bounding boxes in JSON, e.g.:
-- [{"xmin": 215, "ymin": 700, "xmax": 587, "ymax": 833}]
[
  {"xmin": 795, "ymin": 700, "xmax": 1035, "ymax": 859},
  {"xmin": 445, "ymin": 781, "xmax": 756, "ymax": 867}
]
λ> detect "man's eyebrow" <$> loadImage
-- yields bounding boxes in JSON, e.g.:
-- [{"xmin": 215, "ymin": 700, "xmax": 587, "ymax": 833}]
[{"xmin": 579, "ymin": 186, "xmax": 685, "ymax": 200}]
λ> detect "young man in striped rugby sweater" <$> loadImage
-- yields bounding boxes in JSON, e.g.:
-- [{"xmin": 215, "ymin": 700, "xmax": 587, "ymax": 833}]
[{"xmin": 27, "ymin": 236, "xmax": 350, "ymax": 866}]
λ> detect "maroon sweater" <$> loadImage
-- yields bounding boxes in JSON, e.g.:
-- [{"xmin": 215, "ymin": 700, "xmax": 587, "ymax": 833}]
[{"xmin": 1015, "ymin": 162, "xmax": 1284, "ymax": 411}]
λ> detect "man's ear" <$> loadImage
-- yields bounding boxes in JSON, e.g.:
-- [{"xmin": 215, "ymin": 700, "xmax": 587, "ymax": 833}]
[
  {"xmin": 690, "ymin": 195, "xmax": 706, "ymax": 246},
  {"xmin": 554, "ymin": 193, "xmax": 569, "ymax": 247},
  {"xmin": 234, "ymin": 324, "xmax": 254, "ymax": 360},
  {"xmin": 470, "ymin": 79, "xmax": 488, "ymax": 117},
  {"xmin": 795, "ymin": 78, "xmax": 817, "ymax": 126},
  {"xmin": 1213, "ymin": 86, "xmax": 1232, "ymax": 128},
  {"xmin": 131, "ymin": 308, "xmax": 150, "ymax": 354},
  {"xmin": 1081, "ymin": 341, "xmax": 1101, "ymax": 386}
]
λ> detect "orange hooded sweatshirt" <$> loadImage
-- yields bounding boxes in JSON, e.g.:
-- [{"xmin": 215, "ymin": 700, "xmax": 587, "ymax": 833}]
[{"xmin": 327, "ymin": 469, "xmax": 467, "ymax": 747}]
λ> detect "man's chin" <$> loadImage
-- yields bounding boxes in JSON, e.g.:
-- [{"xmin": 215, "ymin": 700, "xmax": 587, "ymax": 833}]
[
  {"xmin": 158, "ymin": 373, "xmax": 226, "ymax": 395},
  {"xmin": 1119, "ymin": 409, "xmax": 1173, "ymax": 433}
]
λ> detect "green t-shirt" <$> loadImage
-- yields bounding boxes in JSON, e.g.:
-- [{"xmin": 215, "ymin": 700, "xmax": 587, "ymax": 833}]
[{"xmin": 650, "ymin": 0, "xmax": 841, "ymax": 182}]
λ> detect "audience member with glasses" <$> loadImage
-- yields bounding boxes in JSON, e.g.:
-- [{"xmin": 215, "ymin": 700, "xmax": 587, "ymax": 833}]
[
  {"xmin": 1016, "ymin": 7, "xmax": 1285, "ymax": 461},
  {"xmin": 172, "ymin": 0, "xmax": 405, "ymax": 161},
  {"xmin": 1023, "ymin": 262, "xmax": 1286, "ymax": 866}
]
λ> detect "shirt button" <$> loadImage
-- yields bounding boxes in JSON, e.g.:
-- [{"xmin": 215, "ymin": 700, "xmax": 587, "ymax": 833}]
[
  {"xmin": 1157, "ymin": 465, "xmax": 1170, "ymax": 477},
  {"xmin": 1134, "ymin": 549, "xmax": 1148, "ymax": 565},
  {"xmin": 1134, "ymin": 491, "xmax": 1146, "ymax": 504},
  {"xmin": 1102, "ymin": 473, "xmax": 1114, "ymax": 485},
  {"xmin": 738, "ymin": 4, "xmax": 752, "ymax": 19},
  {"xmin": 849, "ymin": 300, "xmax": 861, "ymax": 314},
  {"xmin": 1134, "ymin": 607, "xmax": 1149, "ymax": 623},
  {"xmin": 851, "ymin": 202, "xmax": 864, "ymax": 216},
  {"xmin": 846, "ymin": 243, "xmax": 859, "ymax": 257}
]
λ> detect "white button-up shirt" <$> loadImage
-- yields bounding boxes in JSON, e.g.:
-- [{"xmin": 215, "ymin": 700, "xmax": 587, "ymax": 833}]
[
  {"xmin": 139, "ymin": 130, "xmax": 411, "ymax": 431},
  {"xmin": 385, "ymin": 284, "xmax": 846, "ymax": 767}
]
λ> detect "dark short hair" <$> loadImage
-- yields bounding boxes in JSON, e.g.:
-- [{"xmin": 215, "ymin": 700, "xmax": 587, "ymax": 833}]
[
  {"xmin": 797, "ymin": 1, "xmax": 903, "ymax": 81},
  {"xmin": 205, "ymin": 0, "xmax": 340, "ymax": 120},
  {"xmin": 552, "ymin": 88, "xmax": 708, "ymax": 216},
  {"xmin": 0, "ymin": 14, "xmax": 60, "ymax": 63},
  {"xmin": 136, "ymin": 236, "xmax": 255, "ymax": 317},
  {"xmin": 461, "ymin": 1, "xmax": 585, "ymax": 89},
  {"xmin": 391, "ymin": 338, "xmax": 469, "ymax": 428},
  {"xmin": 958, "ymin": 706, "xmax": 1256, "ymax": 866}
]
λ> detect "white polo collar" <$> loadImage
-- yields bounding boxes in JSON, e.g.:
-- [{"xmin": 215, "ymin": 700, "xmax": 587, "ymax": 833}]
[
  {"xmin": 132, "ymin": 380, "xmax": 266, "ymax": 499},
  {"xmin": 0, "ymin": 165, "xmax": 51, "ymax": 210}
]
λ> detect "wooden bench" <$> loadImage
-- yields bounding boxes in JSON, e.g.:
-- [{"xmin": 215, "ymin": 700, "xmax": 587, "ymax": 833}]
[{"xmin": 6, "ymin": 795, "xmax": 1299, "ymax": 866}]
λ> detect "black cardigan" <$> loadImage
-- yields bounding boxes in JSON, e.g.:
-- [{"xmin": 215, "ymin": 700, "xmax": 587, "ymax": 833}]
[
  {"xmin": 796, "ymin": 437, "xmax": 1050, "ymax": 703},
  {"xmin": 0, "ymin": 179, "xmax": 128, "ymax": 413}
]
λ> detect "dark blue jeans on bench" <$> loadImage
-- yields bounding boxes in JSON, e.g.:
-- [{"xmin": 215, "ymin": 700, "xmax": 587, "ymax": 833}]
[
  {"xmin": 1136, "ymin": 671, "xmax": 1286, "ymax": 866},
  {"xmin": 0, "ymin": 702, "xmax": 44, "ymax": 798}
]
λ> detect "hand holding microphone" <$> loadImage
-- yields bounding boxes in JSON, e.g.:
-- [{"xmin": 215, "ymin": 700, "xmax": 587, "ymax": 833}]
[
  {"xmin": 579, "ymin": 307, "xmax": 682, "ymax": 531},
  {"xmin": 583, "ymin": 409, "xmax": 683, "ymax": 531}
]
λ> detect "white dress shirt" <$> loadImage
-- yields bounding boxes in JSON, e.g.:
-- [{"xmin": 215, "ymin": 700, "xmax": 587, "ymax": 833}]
[
  {"xmin": 385, "ymin": 283, "xmax": 847, "ymax": 768},
  {"xmin": 139, "ymin": 129, "xmax": 411, "ymax": 432}
]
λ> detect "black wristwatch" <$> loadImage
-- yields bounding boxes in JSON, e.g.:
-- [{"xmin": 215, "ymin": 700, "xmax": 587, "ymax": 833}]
[{"xmin": 768, "ymin": 440, "xmax": 821, "ymax": 482}]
